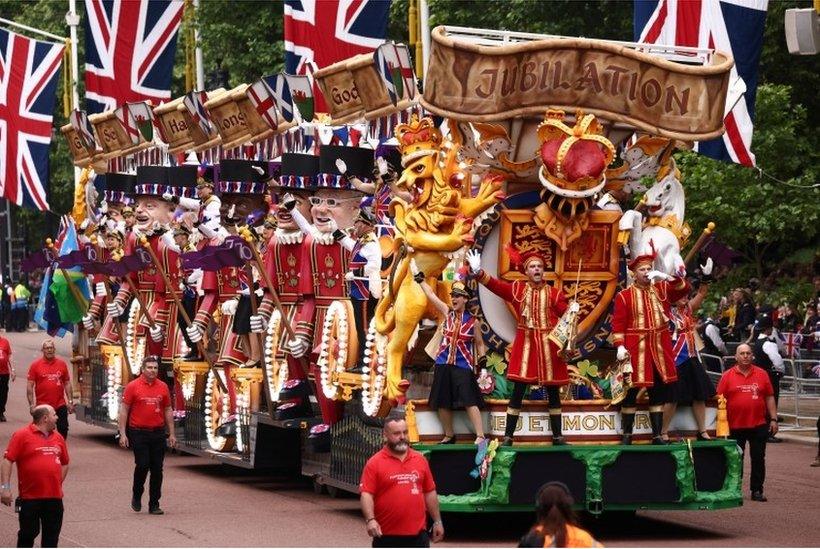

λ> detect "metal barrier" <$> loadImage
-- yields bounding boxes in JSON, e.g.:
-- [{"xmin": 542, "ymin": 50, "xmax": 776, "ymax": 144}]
[
  {"xmin": 701, "ymin": 353, "xmax": 820, "ymax": 430},
  {"xmin": 182, "ymin": 397, "xmax": 205, "ymax": 450}
]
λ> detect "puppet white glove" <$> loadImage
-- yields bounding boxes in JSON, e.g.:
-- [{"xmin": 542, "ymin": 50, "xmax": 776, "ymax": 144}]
[
  {"xmin": 82, "ymin": 314, "xmax": 95, "ymax": 331},
  {"xmin": 466, "ymin": 249, "xmax": 481, "ymax": 273},
  {"xmin": 250, "ymin": 314, "xmax": 267, "ymax": 333},
  {"xmin": 569, "ymin": 301, "xmax": 580, "ymax": 314},
  {"xmin": 376, "ymin": 156, "xmax": 389, "ymax": 176},
  {"xmin": 221, "ymin": 299, "xmax": 238, "ymax": 316},
  {"xmin": 647, "ymin": 270, "xmax": 673, "ymax": 283},
  {"xmin": 186, "ymin": 324, "xmax": 203, "ymax": 343},
  {"xmin": 149, "ymin": 325, "xmax": 163, "ymax": 342},
  {"xmin": 95, "ymin": 282, "xmax": 106, "ymax": 297},
  {"xmin": 616, "ymin": 345, "xmax": 629, "ymax": 361},
  {"xmin": 344, "ymin": 271, "xmax": 355, "ymax": 282},
  {"xmin": 106, "ymin": 302, "xmax": 124, "ymax": 317},
  {"xmin": 368, "ymin": 271, "xmax": 382, "ymax": 300},
  {"xmin": 287, "ymin": 335, "xmax": 310, "ymax": 358},
  {"xmin": 700, "ymin": 257, "xmax": 713, "ymax": 276},
  {"xmin": 335, "ymin": 158, "xmax": 348, "ymax": 175}
]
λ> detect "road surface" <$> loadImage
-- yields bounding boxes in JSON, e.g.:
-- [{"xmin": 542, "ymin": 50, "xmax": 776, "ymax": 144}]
[{"xmin": 0, "ymin": 331, "xmax": 817, "ymax": 547}]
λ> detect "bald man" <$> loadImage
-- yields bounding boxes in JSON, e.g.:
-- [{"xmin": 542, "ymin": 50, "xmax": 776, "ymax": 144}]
[{"xmin": 716, "ymin": 344, "xmax": 778, "ymax": 502}]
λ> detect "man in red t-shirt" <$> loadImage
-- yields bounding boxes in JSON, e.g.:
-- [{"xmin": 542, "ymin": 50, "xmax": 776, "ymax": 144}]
[
  {"xmin": 717, "ymin": 343, "xmax": 778, "ymax": 502},
  {"xmin": 1, "ymin": 405, "xmax": 70, "ymax": 547},
  {"xmin": 360, "ymin": 418, "xmax": 443, "ymax": 547},
  {"xmin": 0, "ymin": 334, "xmax": 15, "ymax": 421},
  {"xmin": 118, "ymin": 355, "xmax": 175, "ymax": 515},
  {"xmin": 27, "ymin": 339, "xmax": 73, "ymax": 439}
]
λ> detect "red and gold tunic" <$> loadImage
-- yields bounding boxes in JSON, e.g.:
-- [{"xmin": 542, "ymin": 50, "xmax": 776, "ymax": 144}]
[
  {"xmin": 611, "ymin": 277, "xmax": 691, "ymax": 387},
  {"xmin": 192, "ymin": 264, "xmax": 249, "ymax": 368},
  {"xmin": 307, "ymin": 236, "xmax": 351, "ymax": 352},
  {"xmin": 257, "ymin": 231, "xmax": 315, "ymax": 372},
  {"xmin": 113, "ymin": 233, "xmax": 181, "ymax": 361},
  {"xmin": 477, "ymin": 272, "xmax": 568, "ymax": 385}
]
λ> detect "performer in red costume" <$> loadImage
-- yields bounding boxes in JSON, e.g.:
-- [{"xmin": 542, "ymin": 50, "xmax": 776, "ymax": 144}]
[
  {"xmin": 611, "ymin": 251, "xmax": 690, "ymax": 445},
  {"xmin": 467, "ymin": 248, "xmax": 574, "ymax": 446},
  {"xmin": 250, "ymin": 153, "xmax": 317, "ymax": 419}
]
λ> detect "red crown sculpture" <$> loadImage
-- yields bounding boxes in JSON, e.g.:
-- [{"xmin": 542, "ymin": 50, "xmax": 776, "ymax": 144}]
[
  {"xmin": 394, "ymin": 114, "xmax": 442, "ymax": 167},
  {"xmin": 537, "ymin": 109, "xmax": 615, "ymax": 198}
]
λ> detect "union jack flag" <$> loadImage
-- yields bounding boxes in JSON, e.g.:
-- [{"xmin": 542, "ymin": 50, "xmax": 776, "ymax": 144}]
[
  {"xmin": 437, "ymin": 311, "xmax": 476, "ymax": 369},
  {"xmin": 635, "ymin": 0, "xmax": 768, "ymax": 167},
  {"xmin": 779, "ymin": 332, "xmax": 803, "ymax": 359},
  {"xmin": 182, "ymin": 90, "xmax": 211, "ymax": 137},
  {"xmin": 0, "ymin": 27, "xmax": 64, "ymax": 211},
  {"xmin": 284, "ymin": 0, "xmax": 391, "ymax": 113},
  {"xmin": 84, "ymin": 0, "xmax": 184, "ymax": 114}
]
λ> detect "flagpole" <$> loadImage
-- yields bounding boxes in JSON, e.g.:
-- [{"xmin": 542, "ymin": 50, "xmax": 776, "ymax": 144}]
[
  {"xmin": 0, "ymin": 17, "xmax": 66, "ymax": 42},
  {"xmin": 193, "ymin": 0, "xmax": 205, "ymax": 90},
  {"xmin": 419, "ymin": 0, "xmax": 431, "ymax": 79},
  {"xmin": 66, "ymin": 0, "xmax": 81, "ymax": 110}
]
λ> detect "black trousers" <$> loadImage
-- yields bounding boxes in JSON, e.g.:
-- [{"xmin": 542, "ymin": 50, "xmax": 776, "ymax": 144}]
[
  {"xmin": 17, "ymin": 498, "xmax": 63, "ymax": 548},
  {"xmin": 767, "ymin": 369, "xmax": 783, "ymax": 407},
  {"xmin": 372, "ymin": 530, "xmax": 429, "ymax": 548},
  {"xmin": 0, "ymin": 373, "xmax": 9, "ymax": 415},
  {"xmin": 509, "ymin": 382, "xmax": 561, "ymax": 409},
  {"xmin": 55, "ymin": 406, "xmax": 68, "ymax": 439},
  {"xmin": 731, "ymin": 424, "xmax": 768, "ymax": 493},
  {"xmin": 178, "ymin": 291, "xmax": 198, "ymax": 352},
  {"xmin": 352, "ymin": 297, "xmax": 377, "ymax": 365},
  {"xmin": 129, "ymin": 428, "xmax": 167, "ymax": 508}
]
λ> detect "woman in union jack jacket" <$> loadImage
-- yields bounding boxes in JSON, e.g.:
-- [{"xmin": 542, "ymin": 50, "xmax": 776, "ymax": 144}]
[{"xmin": 411, "ymin": 259, "xmax": 486, "ymax": 445}]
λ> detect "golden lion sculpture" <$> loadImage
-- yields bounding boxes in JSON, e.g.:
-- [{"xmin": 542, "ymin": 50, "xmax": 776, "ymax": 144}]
[{"xmin": 374, "ymin": 115, "xmax": 505, "ymax": 405}]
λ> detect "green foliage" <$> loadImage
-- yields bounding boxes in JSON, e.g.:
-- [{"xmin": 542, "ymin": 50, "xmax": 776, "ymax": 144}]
[{"xmin": 677, "ymin": 84, "xmax": 819, "ymax": 279}]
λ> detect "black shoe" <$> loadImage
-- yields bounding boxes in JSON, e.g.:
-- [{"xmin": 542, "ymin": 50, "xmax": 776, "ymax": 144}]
[
  {"xmin": 183, "ymin": 352, "xmax": 201, "ymax": 361},
  {"xmin": 148, "ymin": 506, "xmax": 165, "ymax": 515},
  {"xmin": 131, "ymin": 497, "xmax": 141, "ymax": 512},
  {"xmin": 621, "ymin": 435, "xmax": 633, "ymax": 445},
  {"xmin": 652, "ymin": 436, "xmax": 668, "ymax": 445},
  {"xmin": 500, "ymin": 436, "xmax": 514, "ymax": 447},
  {"xmin": 751, "ymin": 491, "xmax": 767, "ymax": 502},
  {"xmin": 767, "ymin": 435, "xmax": 782, "ymax": 443},
  {"xmin": 552, "ymin": 436, "xmax": 567, "ymax": 446},
  {"xmin": 438, "ymin": 436, "xmax": 456, "ymax": 445}
]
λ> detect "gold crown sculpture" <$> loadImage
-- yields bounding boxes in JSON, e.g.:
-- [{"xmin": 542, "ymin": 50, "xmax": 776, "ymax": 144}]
[
  {"xmin": 536, "ymin": 109, "xmax": 615, "ymax": 199},
  {"xmin": 395, "ymin": 114, "xmax": 442, "ymax": 167}
]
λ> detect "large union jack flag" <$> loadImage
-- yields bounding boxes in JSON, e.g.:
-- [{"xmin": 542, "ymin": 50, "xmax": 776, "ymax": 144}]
[
  {"xmin": 284, "ymin": 0, "xmax": 391, "ymax": 113},
  {"xmin": 84, "ymin": 0, "xmax": 184, "ymax": 114},
  {"xmin": 0, "ymin": 27, "xmax": 64, "ymax": 211},
  {"xmin": 635, "ymin": 0, "xmax": 768, "ymax": 167}
]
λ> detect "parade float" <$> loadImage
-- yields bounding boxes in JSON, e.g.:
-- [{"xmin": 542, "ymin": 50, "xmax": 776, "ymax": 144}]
[{"xmin": 54, "ymin": 25, "xmax": 743, "ymax": 514}]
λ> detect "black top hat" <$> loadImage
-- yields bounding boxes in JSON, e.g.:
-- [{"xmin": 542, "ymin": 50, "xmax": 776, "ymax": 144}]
[
  {"xmin": 276, "ymin": 153, "xmax": 320, "ymax": 191},
  {"xmin": 134, "ymin": 166, "xmax": 171, "ymax": 197},
  {"xmin": 218, "ymin": 159, "xmax": 269, "ymax": 194},
  {"xmin": 319, "ymin": 145, "xmax": 375, "ymax": 179},
  {"xmin": 103, "ymin": 172, "xmax": 136, "ymax": 204},
  {"xmin": 168, "ymin": 165, "xmax": 198, "ymax": 199}
]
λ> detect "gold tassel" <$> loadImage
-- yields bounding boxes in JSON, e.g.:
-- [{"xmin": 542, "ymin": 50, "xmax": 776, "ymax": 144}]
[{"xmin": 63, "ymin": 38, "xmax": 73, "ymax": 117}]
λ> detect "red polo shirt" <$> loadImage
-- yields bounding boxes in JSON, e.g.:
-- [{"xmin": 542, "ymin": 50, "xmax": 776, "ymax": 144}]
[
  {"xmin": 27, "ymin": 357, "xmax": 70, "ymax": 408},
  {"xmin": 717, "ymin": 364, "xmax": 774, "ymax": 430},
  {"xmin": 3, "ymin": 424, "xmax": 69, "ymax": 500},
  {"xmin": 359, "ymin": 447, "xmax": 436, "ymax": 536},
  {"xmin": 0, "ymin": 336, "xmax": 10, "ymax": 375},
  {"xmin": 123, "ymin": 375, "xmax": 171, "ymax": 429}
]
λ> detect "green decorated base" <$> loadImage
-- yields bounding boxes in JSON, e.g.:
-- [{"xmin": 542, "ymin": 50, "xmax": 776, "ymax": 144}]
[{"xmin": 416, "ymin": 440, "xmax": 742, "ymax": 514}]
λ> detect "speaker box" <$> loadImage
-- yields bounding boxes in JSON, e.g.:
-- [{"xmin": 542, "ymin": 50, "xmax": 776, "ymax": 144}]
[
  {"xmin": 507, "ymin": 451, "xmax": 587, "ymax": 505},
  {"xmin": 602, "ymin": 451, "xmax": 680, "ymax": 504},
  {"xmin": 785, "ymin": 8, "xmax": 820, "ymax": 55},
  {"xmin": 427, "ymin": 449, "xmax": 483, "ymax": 496}
]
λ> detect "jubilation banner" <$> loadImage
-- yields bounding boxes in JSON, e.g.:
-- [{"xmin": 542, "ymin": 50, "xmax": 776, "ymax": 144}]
[{"xmin": 421, "ymin": 27, "xmax": 734, "ymax": 141}]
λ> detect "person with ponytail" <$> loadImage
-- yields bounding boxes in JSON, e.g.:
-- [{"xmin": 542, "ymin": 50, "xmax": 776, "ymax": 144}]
[{"xmin": 519, "ymin": 482, "xmax": 602, "ymax": 548}]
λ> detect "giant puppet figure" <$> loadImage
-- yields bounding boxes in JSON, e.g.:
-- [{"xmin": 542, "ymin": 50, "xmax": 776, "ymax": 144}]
[
  {"xmin": 109, "ymin": 167, "xmax": 183, "ymax": 361},
  {"xmin": 250, "ymin": 153, "xmax": 317, "ymax": 417},
  {"xmin": 611, "ymin": 250, "xmax": 690, "ymax": 445},
  {"xmin": 184, "ymin": 159, "xmax": 269, "ymax": 447},
  {"xmin": 283, "ymin": 146, "xmax": 370, "ymax": 426},
  {"xmin": 467, "ymin": 248, "xmax": 573, "ymax": 446}
]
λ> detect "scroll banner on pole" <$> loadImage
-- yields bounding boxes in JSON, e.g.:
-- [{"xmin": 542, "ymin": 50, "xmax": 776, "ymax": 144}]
[{"xmin": 421, "ymin": 27, "xmax": 734, "ymax": 141}]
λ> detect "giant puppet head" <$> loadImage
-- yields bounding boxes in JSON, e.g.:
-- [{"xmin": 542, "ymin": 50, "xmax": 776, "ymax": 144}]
[
  {"xmin": 217, "ymin": 159, "xmax": 269, "ymax": 227},
  {"xmin": 133, "ymin": 166, "xmax": 175, "ymax": 233},
  {"xmin": 274, "ymin": 153, "xmax": 316, "ymax": 231},
  {"xmin": 312, "ymin": 145, "xmax": 373, "ymax": 233}
]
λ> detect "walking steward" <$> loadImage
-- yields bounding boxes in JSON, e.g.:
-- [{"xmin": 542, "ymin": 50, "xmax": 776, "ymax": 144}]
[
  {"xmin": 118, "ymin": 355, "xmax": 176, "ymax": 515},
  {"xmin": 1, "ymin": 405, "xmax": 70, "ymax": 548},
  {"xmin": 26, "ymin": 340, "xmax": 74, "ymax": 439},
  {"xmin": 360, "ymin": 418, "xmax": 444, "ymax": 547},
  {"xmin": 716, "ymin": 343, "xmax": 778, "ymax": 502}
]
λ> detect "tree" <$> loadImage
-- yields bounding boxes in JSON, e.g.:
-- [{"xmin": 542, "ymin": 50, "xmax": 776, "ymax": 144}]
[{"xmin": 678, "ymin": 84, "xmax": 819, "ymax": 280}]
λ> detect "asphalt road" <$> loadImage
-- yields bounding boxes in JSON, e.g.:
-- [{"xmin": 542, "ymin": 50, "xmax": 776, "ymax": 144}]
[{"xmin": 0, "ymin": 331, "xmax": 817, "ymax": 547}]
